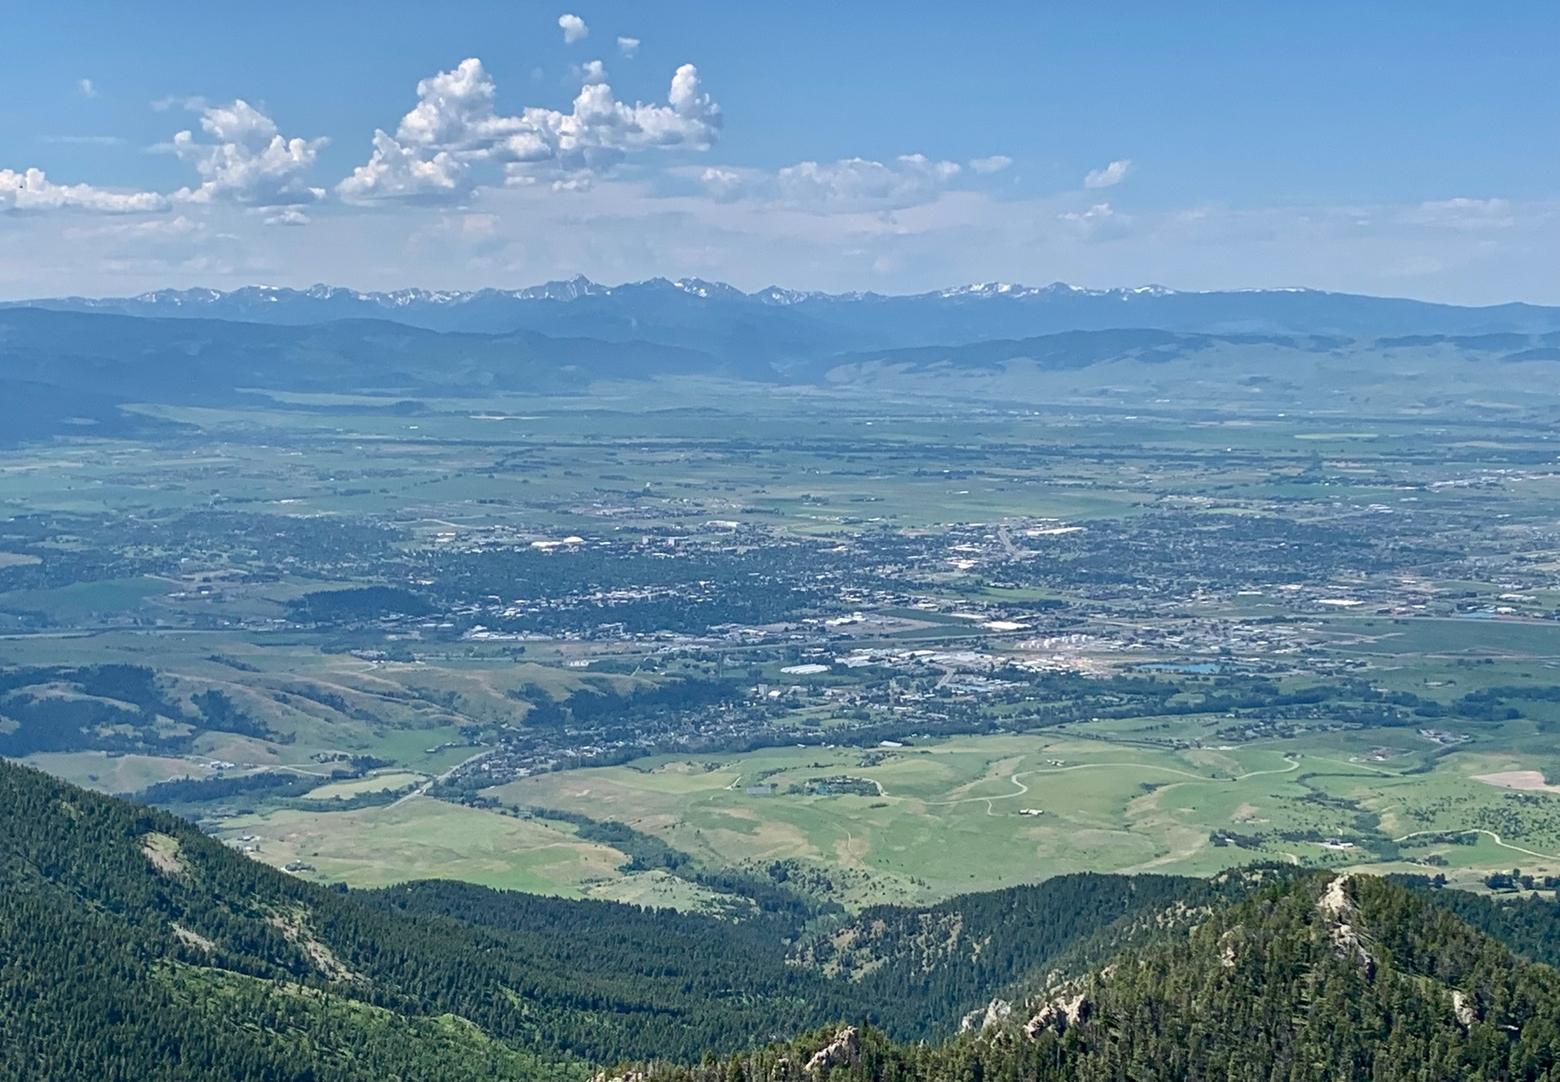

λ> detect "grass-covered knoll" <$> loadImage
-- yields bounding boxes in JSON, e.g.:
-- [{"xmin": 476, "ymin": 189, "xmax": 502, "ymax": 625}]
[{"xmin": 218, "ymin": 797, "xmax": 632, "ymax": 894}]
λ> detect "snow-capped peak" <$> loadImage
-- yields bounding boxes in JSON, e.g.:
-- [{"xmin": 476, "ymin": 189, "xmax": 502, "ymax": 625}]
[
  {"xmin": 754, "ymin": 285, "xmax": 811, "ymax": 305},
  {"xmin": 20, "ymin": 277, "xmax": 1252, "ymax": 318},
  {"xmin": 938, "ymin": 282, "xmax": 1035, "ymax": 298},
  {"xmin": 671, "ymin": 277, "xmax": 743, "ymax": 299},
  {"xmin": 932, "ymin": 281, "xmax": 1180, "ymax": 300},
  {"xmin": 509, "ymin": 275, "xmax": 608, "ymax": 301},
  {"xmin": 129, "ymin": 287, "xmax": 224, "ymax": 306}
]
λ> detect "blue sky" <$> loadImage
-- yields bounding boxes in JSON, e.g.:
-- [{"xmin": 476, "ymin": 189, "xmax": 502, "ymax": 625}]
[{"xmin": 3, "ymin": 2, "xmax": 1556, "ymax": 301}]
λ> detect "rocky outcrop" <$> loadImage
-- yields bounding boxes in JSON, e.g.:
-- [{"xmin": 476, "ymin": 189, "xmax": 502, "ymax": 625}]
[
  {"xmin": 1317, "ymin": 874, "xmax": 1374, "ymax": 975},
  {"xmin": 959, "ymin": 997, "xmax": 1013, "ymax": 1033},
  {"xmin": 804, "ymin": 1026, "xmax": 862, "ymax": 1074},
  {"xmin": 1025, "ymin": 991, "xmax": 1091, "ymax": 1037}
]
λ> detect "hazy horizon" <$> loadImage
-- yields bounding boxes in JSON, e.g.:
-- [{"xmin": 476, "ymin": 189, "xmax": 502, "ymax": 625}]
[{"xmin": 6, "ymin": 2, "xmax": 1557, "ymax": 305}]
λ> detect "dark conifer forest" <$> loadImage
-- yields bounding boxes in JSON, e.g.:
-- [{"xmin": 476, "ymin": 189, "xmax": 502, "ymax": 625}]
[{"xmin": 9, "ymin": 758, "xmax": 1560, "ymax": 1081}]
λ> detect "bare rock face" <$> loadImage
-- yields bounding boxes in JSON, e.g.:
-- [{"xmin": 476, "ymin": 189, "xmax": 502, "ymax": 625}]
[
  {"xmin": 1316, "ymin": 872, "xmax": 1352, "ymax": 920},
  {"xmin": 960, "ymin": 997, "xmax": 1014, "ymax": 1033},
  {"xmin": 1217, "ymin": 924, "xmax": 1248, "ymax": 969},
  {"xmin": 1317, "ymin": 874, "xmax": 1375, "ymax": 975},
  {"xmin": 592, "ymin": 1072, "xmax": 647, "ymax": 1082},
  {"xmin": 1025, "ymin": 991, "xmax": 1091, "ymax": 1038},
  {"xmin": 804, "ymin": 1026, "xmax": 862, "ymax": 1075},
  {"xmin": 1452, "ymin": 990, "xmax": 1477, "ymax": 1028}
]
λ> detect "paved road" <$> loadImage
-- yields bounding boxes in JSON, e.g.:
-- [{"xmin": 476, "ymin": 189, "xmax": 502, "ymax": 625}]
[{"xmin": 391, "ymin": 747, "xmax": 494, "ymax": 808}]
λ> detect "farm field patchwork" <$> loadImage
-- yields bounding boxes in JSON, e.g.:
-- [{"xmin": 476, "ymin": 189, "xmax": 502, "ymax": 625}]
[
  {"xmin": 480, "ymin": 726, "xmax": 1560, "ymax": 906},
  {"xmin": 8, "ymin": 385, "xmax": 1560, "ymax": 909}
]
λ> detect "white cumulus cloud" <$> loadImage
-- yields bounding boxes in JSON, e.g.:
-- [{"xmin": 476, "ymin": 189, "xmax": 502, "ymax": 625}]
[
  {"xmin": 617, "ymin": 36, "xmax": 640, "ymax": 58},
  {"xmin": 337, "ymin": 56, "xmax": 722, "ymax": 202},
  {"xmin": 510, "ymin": 62, "xmax": 722, "ymax": 175},
  {"xmin": 170, "ymin": 99, "xmax": 327, "ymax": 206},
  {"xmin": 1083, "ymin": 159, "xmax": 1132, "ymax": 189},
  {"xmin": 337, "ymin": 129, "xmax": 470, "ymax": 203},
  {"xmin": 0, "ymin": 167, "xmax": 168, "ymax": 214},
  {"xmin": 392, "ymin": 59, "xmax": 512, "ymax": 151},
  {"xmin": 558, "ymin": 13, "xmax": 588, "ymax": 43},
  {"xmin": 698, "ymin": 166, "xmax": 745, "ymax": 201}
]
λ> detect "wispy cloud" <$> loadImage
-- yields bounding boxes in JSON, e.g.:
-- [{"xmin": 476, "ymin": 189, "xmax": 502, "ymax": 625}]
[
  {"xmin": 1401, "ymin": 197, "xmax": 1515, "ymax": 232},
  {"xmin": 968, "ymin": 155, "xmax": 1012, "ymax": 175},
  {"xmin": 1057, "ymin": 201, "xmax": 1132, "ymax": 239},
  {"xmin": 696, "ymin": 154, "xmax": 968, "ymax": 212},
  {"xmin": 1083, "ymin": 159, "xmax": 1132, "ymax": 189},
  {"xmin": 38, "ymin": 134, "xmax": 126, "ymax": 147},
  {"xmin": 264, "ymin": 207, "xmax": 312, "ymax": 227}
]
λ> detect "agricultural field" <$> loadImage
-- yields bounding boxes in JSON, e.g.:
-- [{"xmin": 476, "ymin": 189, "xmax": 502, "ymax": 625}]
[
  {"xmin": 6, "ymin": 379, "xmax": 1560, "ymax": 908},
  {"xmin": 219, "ymin": 798, "xmax": 625, "ymax": 894},
  {"xmin": 488, "ymin": 726, "xmax": 1560, "ymax": 906}
]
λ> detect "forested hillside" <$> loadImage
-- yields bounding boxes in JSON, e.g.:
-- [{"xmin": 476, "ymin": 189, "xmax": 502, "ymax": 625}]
[
  {"xmin": 0, "ymin": 760, "xmax": 1238, "ymax": 1080},
  {"xmin": 9, "ymin": 757, "xmax": 1560, "ymax": 1081},
  {"xmin": 622, "ymin": 873, "xmax": 1560, "ymax": 1082}
]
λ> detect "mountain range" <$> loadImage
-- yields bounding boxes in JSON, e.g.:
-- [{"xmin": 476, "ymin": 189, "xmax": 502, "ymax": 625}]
[
  {"xmin": 8, "ymin": 296, "xmax": 1560, "ymax": 445},
  {"xmin": 11, "ymin": 278, "xmax": 1560, "ymax": 358}
]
